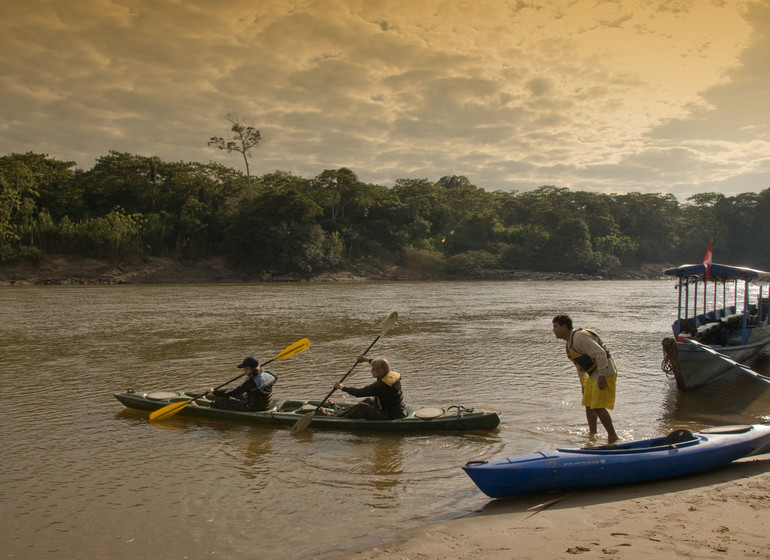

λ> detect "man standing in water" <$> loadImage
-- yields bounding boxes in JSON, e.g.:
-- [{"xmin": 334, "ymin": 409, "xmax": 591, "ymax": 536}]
[{"xmin": 552, "ymin": 314, "xmax": 619, "ymax": 443}]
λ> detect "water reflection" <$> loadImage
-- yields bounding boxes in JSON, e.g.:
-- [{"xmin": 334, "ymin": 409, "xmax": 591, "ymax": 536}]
[
  {"xmin": 661, "ymin": 357, "xmax": 770, "ymax": 429},
  {"xmin": 365, "ymin": 436, "xmax": 407, "ymax": 507}
]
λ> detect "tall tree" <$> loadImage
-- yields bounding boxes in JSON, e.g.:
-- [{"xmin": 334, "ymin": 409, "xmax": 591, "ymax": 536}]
[
  {"xmin": 207, "ymin": 113, "xmax": 261, "ymax": 190},
  {"xmin": 223, "ymin": 190, "xmax": 340, "ymax": 275}
]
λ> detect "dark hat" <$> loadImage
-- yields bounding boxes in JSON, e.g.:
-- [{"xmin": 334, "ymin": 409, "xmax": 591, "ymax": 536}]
[{"xmin": 237, "ymin": 356, "xmax": 259, "ymax": 369}]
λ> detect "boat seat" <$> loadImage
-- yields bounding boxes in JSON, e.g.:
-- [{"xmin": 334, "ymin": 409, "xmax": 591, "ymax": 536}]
[
  {"xmin": 720, "ymin": 313, "xmax": 743, "ymax": 325},
  {"xmin": 663, "ymin": 429, "xmax": 694, "ymax": 445},
  {"xmin": 696, "ymin": 322, "xmax": 720, "ymax": 337}
]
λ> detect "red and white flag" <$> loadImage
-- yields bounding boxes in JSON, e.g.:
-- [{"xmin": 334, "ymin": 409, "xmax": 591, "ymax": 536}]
[{"xmin": 703, "ymin": 240, "xmax": 713, "ymax": 281}]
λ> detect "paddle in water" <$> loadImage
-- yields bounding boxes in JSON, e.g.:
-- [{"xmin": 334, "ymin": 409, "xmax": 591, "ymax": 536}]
[
  {"xmin": 290, "ymin": 312, "xmax": 398, "ymax": 435},
  {"xmin": 149, "ymin": 337, "xmax": 310, "ymax": 421}
]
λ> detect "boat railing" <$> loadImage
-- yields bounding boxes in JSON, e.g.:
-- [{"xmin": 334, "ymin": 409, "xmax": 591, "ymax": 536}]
[
  {"xmin": 674, "ymin": 309, "xmax": 747, "ymax": 345},
  {"xmin": 694, "ymin": 305, "xmax": 740, "ymax": 326},
  {"xmin": 669, "ymin": 263, "xmax": 770, "ymax": 338},
  {"xmin": 681, "ymin": 306, "xmax": 739, "ymax": 329}
]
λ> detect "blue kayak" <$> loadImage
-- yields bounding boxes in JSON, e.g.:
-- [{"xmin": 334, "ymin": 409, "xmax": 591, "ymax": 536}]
[{"xmin": 463, "ymin": 424, "xmax": 770, "ymax": 498}]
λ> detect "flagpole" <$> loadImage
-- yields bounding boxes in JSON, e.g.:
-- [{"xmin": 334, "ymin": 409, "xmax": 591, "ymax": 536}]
[{"xmin": 702, "ymin": 239, "xmax": 713, "ymax": 318}]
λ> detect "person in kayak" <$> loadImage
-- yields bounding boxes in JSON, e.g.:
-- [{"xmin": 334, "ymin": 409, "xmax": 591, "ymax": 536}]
[
  {"xmin": 327, "ymin": 355, "xmax": 407, "ymax": 420},
  {"xmin": 204, "ymin": 356, "xmax": 276, "ymax": 412},
  {"xmin": 552, "ymin": 314, "xmax": 619, "ymax": 443}
]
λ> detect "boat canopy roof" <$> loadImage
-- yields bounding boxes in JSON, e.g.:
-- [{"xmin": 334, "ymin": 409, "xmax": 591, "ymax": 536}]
[{"xmin": 665, "ymin": 263, "xmax": 770, "ymax": 283}]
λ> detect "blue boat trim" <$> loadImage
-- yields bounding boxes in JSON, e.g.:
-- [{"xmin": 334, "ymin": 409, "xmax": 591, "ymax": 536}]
[{"xmin": 664, "ymin": 263, "xmax": 770, "ymax": 282}]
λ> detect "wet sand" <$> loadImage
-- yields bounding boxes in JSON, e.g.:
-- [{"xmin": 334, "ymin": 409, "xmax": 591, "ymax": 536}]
[{"xmin": 332, "ymin": 455, "xmax": 770, "ymax": 559}]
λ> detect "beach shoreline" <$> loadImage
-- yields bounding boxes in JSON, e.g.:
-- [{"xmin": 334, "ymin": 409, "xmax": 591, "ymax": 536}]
[{"xmin": 328, "ymin": 455, "xmax": 770, "ymax": 559}]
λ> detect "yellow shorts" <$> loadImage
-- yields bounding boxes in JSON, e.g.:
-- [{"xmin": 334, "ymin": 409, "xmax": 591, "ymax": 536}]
[
  {"xmin": 581, "ymin": 374, "xmax": 616, "ymax": 410},
  {"xmin": 579, "ymin": 372, "xmax": 588, "ymax": 389}
]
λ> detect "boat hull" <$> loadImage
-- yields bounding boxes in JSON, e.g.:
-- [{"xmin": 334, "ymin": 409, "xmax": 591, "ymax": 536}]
[
  {"xmin": 115, "ymin": 390, "xmax": 500, "ymax": 432},
  {"xmin": 665, "ymin": 325, "xmax": 770, "ymax": 389},
  {"xmin": 462, "ymin": 424, "xmax": 770, "ymax": 498}
]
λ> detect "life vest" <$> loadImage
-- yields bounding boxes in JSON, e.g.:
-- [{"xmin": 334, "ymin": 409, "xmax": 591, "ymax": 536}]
[
  {"xmin": 375, "ymin": 371, "xmax": 405, "ymax": 418},
  {"xmin": 247, "ymin": 371, "xmax": 277, "ymax": 410},
  {"xmin": 252, "ymin": 371, "xmax": 277, "ymax": 393},
  {"xmin": 567, "ymin": 329, "xmax": 610, "ymax": 374}
]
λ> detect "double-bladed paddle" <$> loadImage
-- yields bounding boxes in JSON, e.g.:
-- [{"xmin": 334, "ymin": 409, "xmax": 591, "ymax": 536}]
[
  {"xmin": 290, "ymin": 312, "xmax": 398, "ymax": 435},
  {"xmin": 148, "ymin": 337, "xmax": 310, "ymax": 422}
]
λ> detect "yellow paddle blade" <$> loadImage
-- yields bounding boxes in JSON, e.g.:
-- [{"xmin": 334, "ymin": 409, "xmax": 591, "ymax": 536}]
[
  {"xmin": 274, "ymin": 338, "xmax": 309, "ymax": 361},
  {"xmin": 149, "ymin": 399, "xmax": 191, "ymax": 421},
  {"xmin": 290, "ymin": 411, "xmax": 315, "ymax": 435}
]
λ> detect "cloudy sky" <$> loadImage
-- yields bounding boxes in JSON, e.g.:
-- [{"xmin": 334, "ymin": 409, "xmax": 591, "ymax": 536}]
[{"xmin": 2, "ymin": 0, "xmax": 769, "ymax": 199}]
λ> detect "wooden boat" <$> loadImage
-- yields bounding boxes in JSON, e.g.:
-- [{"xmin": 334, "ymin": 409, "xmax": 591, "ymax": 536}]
[
  {"xmin": 114, "ymin": 390, "xmax": 500, "ymax": 432},
  {"xmin": 661, "ymin": 263, "xmax": 770, "ymax": 389},
  {"xmin": 462, "ymin": 424, "xmax": 770, "ymax": 498}
]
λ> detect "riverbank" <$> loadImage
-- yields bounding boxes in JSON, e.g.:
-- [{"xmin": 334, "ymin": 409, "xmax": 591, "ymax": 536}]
[
  {"xmin": 0, "ymin": 255, "xmax": 669, "ymax": 285},
  {"xmin": 331, "ymin": 455, "xmax": 770, "ymax": 559}
]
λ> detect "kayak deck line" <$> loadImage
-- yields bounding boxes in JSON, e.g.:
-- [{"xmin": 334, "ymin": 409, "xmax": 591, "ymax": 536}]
[
  {"xmin": 462, "ymin": 424, "xmax": 770, "ymax": 499},
  {"xmin": 115, "ymin": 389, "xmax": 501, "ymax": 432}
]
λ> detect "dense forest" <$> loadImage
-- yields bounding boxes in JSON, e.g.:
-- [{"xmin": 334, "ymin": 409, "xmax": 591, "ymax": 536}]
[{"xmin": 1, "ymin": 151, "xmax": 769, "ymax": 277}]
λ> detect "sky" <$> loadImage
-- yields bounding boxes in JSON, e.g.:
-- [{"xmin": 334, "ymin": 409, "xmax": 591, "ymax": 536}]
[{"xmin": 2, "ymin": 0, "xmax": 769, "ymax": 200}]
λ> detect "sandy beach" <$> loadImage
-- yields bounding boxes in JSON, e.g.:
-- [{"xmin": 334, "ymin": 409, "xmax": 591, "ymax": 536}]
[{"xmin": 333, "ymin": 454, "xmax": 770, "ymax": 559}]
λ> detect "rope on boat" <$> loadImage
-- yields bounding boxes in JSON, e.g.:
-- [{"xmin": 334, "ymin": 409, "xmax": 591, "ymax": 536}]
[
  {"xmin": 448, "ymin": 405, "xmax": 475, "ymax": 418},
  {"xmin": 660, "ymin": 337, "xmax": 682, "ymax": 380}
]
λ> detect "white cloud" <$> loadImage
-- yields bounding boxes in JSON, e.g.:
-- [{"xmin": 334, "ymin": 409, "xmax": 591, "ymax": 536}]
[{"xmin": 0, "ymin": 0, "xmax": 767, "ymax": 198}]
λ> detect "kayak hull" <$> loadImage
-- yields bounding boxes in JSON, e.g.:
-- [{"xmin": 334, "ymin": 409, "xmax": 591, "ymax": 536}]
[
  {"xmin": 463, "ymin": 424, "xmax": 770, "ymax": 498},
  {"xmin": 115, "ymin": 390, "xmax": 500, "ymax": 432}
]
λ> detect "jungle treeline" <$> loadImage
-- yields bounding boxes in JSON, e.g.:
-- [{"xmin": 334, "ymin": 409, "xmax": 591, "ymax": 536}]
[{"xmin": 2, "ymin": 151, "xmax": 769, "ymax": 277}]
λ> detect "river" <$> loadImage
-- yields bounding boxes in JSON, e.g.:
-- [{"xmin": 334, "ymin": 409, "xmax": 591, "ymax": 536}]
[{"xmin": 2, "ymin": 280, "xmax": 769, "ymax": 559}]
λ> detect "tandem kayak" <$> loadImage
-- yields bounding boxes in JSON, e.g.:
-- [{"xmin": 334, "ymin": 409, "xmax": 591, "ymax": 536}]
[
  {"xmin": 114, "ymin": 389, "xmax": 501, "ymax": 432},
  {"xmin": 462, "ymin": 424, "xmax": 770, "ymax": 498}
]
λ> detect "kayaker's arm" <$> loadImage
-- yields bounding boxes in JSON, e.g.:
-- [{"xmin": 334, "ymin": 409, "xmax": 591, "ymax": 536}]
[
  {"xmin": 332, "ymin": 357, "xmax": 373, "ymax": 391},
  {"xmin": 212, "ymin": 373, "xmax": 257, "ymax": 397},
  {"xmin": 336, "ymin": 380, "xmax": 384, "ymax": 399}
]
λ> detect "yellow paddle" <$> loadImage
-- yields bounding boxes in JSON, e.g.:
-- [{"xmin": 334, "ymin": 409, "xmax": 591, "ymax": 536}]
[
  {"xmin": 290, "ymin": 312, "xmax": 398, "ymax": 435},
  {"xmin": 149, "ymin": 337, "xmax": 310, "ymax": 422}
]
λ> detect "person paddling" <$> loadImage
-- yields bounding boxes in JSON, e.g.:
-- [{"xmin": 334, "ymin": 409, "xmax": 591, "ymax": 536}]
[
  {"xmin": 326, "ymin": 355, "xmax": 406, "ymax": 420},
  {"xmin": 205, "ymin": 356, "xmax": 277, "ymax": 412}
]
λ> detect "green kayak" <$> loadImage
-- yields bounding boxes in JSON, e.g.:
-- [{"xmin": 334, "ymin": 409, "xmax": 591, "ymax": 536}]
[{"xmin": 114, "ymin": 389, "xmax": 501, "ymax": 432}]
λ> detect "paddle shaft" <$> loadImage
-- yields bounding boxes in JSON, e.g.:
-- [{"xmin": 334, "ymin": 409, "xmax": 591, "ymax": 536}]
[
  {"xmin": 289, "ymin": 313, "xmax": 396, "ymax": 435},
  {"xmin": 149, "ymin": 337, "xmax": 309, "ymax": 421},
  {"xmin": 149, "ymin": 368, "xmax": 253, "ymax": 421},
  {"xmin": 313, "ymin": 335, "xmax": 382, "ymax": 412},
  {"xmin": 180, "ymin": 353, "xmax": 284, "ymax": 402},
  {"xmin": 684, "ymin": 338, "xmax": 770, "ymax": 384}
]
